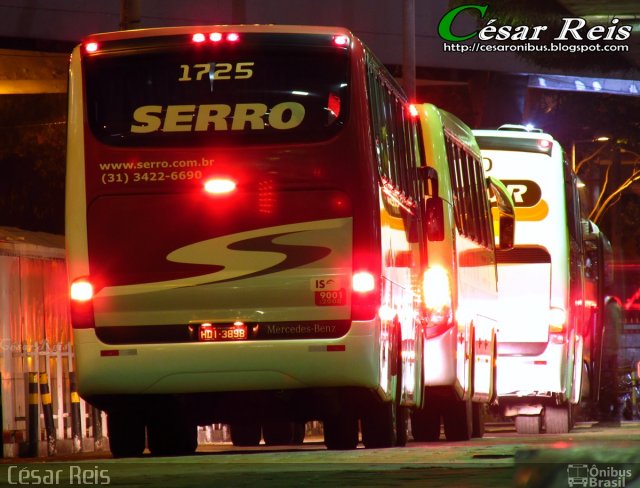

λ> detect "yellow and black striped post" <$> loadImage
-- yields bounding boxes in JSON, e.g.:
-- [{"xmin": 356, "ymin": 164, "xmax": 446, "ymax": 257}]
[
  {"xmin": 27, "ymin": 372, "xmax": 39, "ymax": 457},
  {"xmin": 69, "ymin": 372, "xmax": 83, "ymax": 452},
  {"xmin": 38, "ymin": 372, "xmax": 56, "ymax": 455}
]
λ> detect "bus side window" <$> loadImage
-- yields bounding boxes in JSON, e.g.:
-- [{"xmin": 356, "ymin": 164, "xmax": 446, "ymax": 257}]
[{"xmin": 446, "ymin": 137, "xmax": 464, "ymax": 234}]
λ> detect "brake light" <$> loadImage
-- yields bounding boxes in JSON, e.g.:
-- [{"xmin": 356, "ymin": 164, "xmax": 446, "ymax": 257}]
[
  {"xmin": 71, "ymin": 279, "xmax": 94, "ymax": 302},
  {"xmin": 192, "ymin": 33, "xmax": 206, "ymax": 43},
  {"xmin": 353, "ymin": 272, "xmax": 375, "ymax": 293},
  {"xmin": 204, "ymin": 178, "xmax": 236, "ymax": 194},
  {"xmin": 209, "ymin": 32, "xmax": 223, "ymax": 42},
  {"xmin": 70, "ymin": 278, "xmax": 95, "ymax": 329},
  {"xmin": 351, "ymin": 271, "xmax": 378, "ymax": 321},
  {"xmin": 422, "ymin": 266, "xmax": 453, "ymax": 326},
  {"xmin": 226, "ymin": 33, "xmax": 240, "ymax": 42},
  {"xmin": 423, "ymin": 266, "xmax": 450, "ymax": 311}
]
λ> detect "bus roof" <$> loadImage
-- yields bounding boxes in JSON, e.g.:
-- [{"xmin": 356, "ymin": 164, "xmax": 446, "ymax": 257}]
[
  {"xmin": 473, "ymin": 128, "xmax": 558, "ymax": 156},
  {"xmin": 83, "ymin": 24, "xmax": 354, "ymax": 43},
  {"xmin": 417, "ymin": 103, "xmax": 481, "ymax": 159}
]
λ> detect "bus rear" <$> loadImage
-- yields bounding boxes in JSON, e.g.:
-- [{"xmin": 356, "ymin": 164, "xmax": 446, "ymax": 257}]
[
  {"xmin": 67, "ymin": 26, "xmax": 415, "ymax": 455},
  {"xmin": 474, "ymin": 127, "xmax": 585, "ymax": 434}
]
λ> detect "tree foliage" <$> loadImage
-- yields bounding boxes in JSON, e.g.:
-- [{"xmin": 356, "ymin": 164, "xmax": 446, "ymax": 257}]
[{"xmin": 0, "ymin": 94, "xmax": 66, "ymax": 234}]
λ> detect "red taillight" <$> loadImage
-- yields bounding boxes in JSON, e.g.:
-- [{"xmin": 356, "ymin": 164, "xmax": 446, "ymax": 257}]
[
  {"xmin": 352, "ymin": 272, "xmax": 375, "ymax": 293},
  {"xmin": 192, "ymin": 33, "xmax": 206, "ymax": 43},
  {"xmin": 70, "ymin": 278, "xmax": 95, "ymax": 329},
  {"xmin": 204, "ymin": 178, "xmax": 236, "ymax": 194},
  {"xmin": 209, "ymin": 32, "xmax": 223, "ymax": 42},
  {"xmin": 351, "ymin": 271, "xmax": 378, "ymax": 321},
  {"xmin": 71, "ymin": 279, "xmax": 94, "ymax": 302},
  {"xmin": 227, "ymin": 33, "xmax": 240, "ymax": 42},
  {"xmin": 409, "ymin": 104, "xmax": 419, "ymax": 117},
  {"xmin": 333, "ymin": 35, "xmax": 349, "ymax": 46},
  {"xmin": 84, "ymin": 42, "xmax": 98, "ymax": 53}
]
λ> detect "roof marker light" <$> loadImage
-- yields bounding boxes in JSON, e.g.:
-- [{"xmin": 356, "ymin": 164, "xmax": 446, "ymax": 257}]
[
  {"xmin": 210, "ymin": 32, "xmax": 223, "ymax": 42},
  {"xmin": 204, "ymin": 178, "xmax": 236, "ymax": 194},
  {"xmin": 85, "ymin": 42, "xmax": 98, "ymax": 53},
  {"xmin": 538, "ymin": 139, "xmax": 552, "ymax": 150},
  {"xmin": 227, "ymin": 33, "xmax": 240, "ymax": 42},
  {"xmin": 192, "ymin": 33, "xmax": 206, "ymax": 43},
  {"xmin": 333, "ymin": 35, "xmax": 349, "ymax": 46}
]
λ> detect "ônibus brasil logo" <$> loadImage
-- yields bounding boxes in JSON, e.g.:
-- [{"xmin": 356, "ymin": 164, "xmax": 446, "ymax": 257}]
[{"xmin": 438, "ymin": 4, "xmax": 632, "ymax": 43}]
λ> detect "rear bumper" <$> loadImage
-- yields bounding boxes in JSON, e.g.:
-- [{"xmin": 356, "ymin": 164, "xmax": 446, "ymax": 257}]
[
  {"xmin": 496, "ymin": 341, "xmax": 568, "ymax": 399},
  {"xmin": 74, "ymin": 320, "xmax": 381, "ymax": 397}
]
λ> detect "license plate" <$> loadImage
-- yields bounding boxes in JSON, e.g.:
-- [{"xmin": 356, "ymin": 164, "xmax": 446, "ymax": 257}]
[
  {"xmin": 198, "ymin": 324, "xmax": 247, "ymax": 342},
  {"xmin": 315, "ymin": 288, "xmax": 346, "ymax": 306}
]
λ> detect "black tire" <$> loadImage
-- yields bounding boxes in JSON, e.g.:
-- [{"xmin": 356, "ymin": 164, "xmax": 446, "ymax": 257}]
[
  {"xmin": 292, "ymin": 421, "xmax": 306, "ymax": 445},
  {"xmin": 411, "ymin": 403, "xmax": 441, "ymax": 442},
  {"xmin": 262, "ymin": 421, "xmax": 296, "ymax": 446},
  {"xmin": 544, "ymin": 406, "xmax": 570, "ymax": 434},
  {"xmin": 323, "ymin": 416, "xmax": 359, "ymax": 450},
  {"xmin": 471, "ymin": 402, "xmax": 485, "ymax": 438},
  {"xmin": 443, "ymin": 397, "xmax": 472, "ymax": 441},
  {"xmin": 362, "ymin": 337, "xmax": 406, "ymax": 448},
  {"xmin": 396, "ymin": 405, "xmax": 409, "ymax": 447},
  {"xmin": 515, "ymin": 415, "xmax": 541, "ymax": 434},
  {"xmin": 107, "ymin": 411, "xmax": 146, "ymax": 458},
  {"xmin": 147, "ymin": 417, "xmax": 197, "ymax": 456},
  {"xmin": 230, "ymin": 422, "xmax": 262, "ymax": 447}
]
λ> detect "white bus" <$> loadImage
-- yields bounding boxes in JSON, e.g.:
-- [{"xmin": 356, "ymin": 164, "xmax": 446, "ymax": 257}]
[
  {"xmin": 66, "ymin": 25, "xmax": 429, "ymax": 456},
  {"xmin": 473, "ymin": 125, "xmax": 602, "ymax": 433},
  {"xmin": 409, "ymin": 104, "xmax": 515, "ymax": 441}
]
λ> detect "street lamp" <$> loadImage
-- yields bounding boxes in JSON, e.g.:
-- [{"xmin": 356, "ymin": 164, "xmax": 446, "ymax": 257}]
[{"xmin": 571, "ymin": 135, "xmax": 611, "ymax": 172}]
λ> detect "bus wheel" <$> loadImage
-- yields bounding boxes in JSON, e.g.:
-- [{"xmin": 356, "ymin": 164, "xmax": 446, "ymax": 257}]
[
  {"xmin": 229, "ymin": 422, "xmax": 262, "ymax": 447},
  {"xmin": 544, "ymin": 406, "xmax": 570, "ymax": 434},
  {"xmin": 323, "ymin": 416, "xmax": 359, "ymax": 450},
  {"xmin": 262, "ymin": 421, "xmax": 296, "ymax": 446},
  {"xmin": 147, "ymin": 417, "xmax": 197, "ymax": 456},
  {"xmin": 471, "ymin": 402, "xmax": 485, "ymax": 438},
  {"xmin": 106, "ymin": 411, "xmax": 146, "ymax": 458},
  {"xmin": 515, "ymin": 415, "xmax": 541, "ymax": 434},
  {"xmin": 362, "ymin": 349, "xmax": 406, "ymax": 448},
  {"xmin": 443, "ymin": 397, "xmax": 472, "ymax": 441},
  {"xmin": 410, "ymin": 403, "xmax": 441, "ymax": 442},
  {"xmin": 292, "ymin": 421, "xmax": 306, "ymax": 445}
]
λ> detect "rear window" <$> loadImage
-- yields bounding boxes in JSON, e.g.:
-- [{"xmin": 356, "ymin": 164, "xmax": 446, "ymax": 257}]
[
  {"xmin": 475, "ymin": 136, "xmax": 553, "ymax": 156},
  {"xmin": 84, "ymin": 34, "xmax": 350, "ymax": 147}
]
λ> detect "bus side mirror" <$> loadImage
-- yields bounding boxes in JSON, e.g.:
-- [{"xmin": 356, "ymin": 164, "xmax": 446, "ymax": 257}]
[
  {"xmin": 487, "ymin": 176, "xmax": 515, "ymax": 250},
  {"xmin": 426, "ymin": 197, "xmax": 444, "ymax": 242},
  {"xmin": 416, "ymin": 166, "xmax": 444, "ymax": 242}
]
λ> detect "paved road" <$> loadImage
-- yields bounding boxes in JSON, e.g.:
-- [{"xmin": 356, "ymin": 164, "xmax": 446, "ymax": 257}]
[{"xmin": 1, "ymin": 422, "xmax": 640, "ymax": 487}]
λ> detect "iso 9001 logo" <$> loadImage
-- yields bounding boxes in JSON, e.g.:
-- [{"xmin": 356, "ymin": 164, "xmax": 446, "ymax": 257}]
[{"xmin": 567, "ymin": 464, "xmax": 633, "ymax": 487}]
